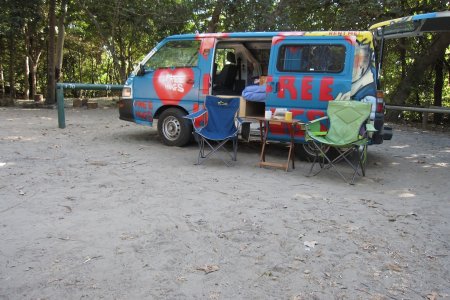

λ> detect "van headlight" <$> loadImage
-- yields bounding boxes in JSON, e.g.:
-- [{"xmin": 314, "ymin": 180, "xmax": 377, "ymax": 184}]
[{"xmin": 122, "ymin": 86, "xmax": 132, "ymax": 99}]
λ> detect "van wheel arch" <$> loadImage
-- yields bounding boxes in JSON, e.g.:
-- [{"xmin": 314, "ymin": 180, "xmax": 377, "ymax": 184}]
[
  {"xmin": 296, "ymin": 141, "xmax": 331, "ymax": 162},
  {"xmin": 156, "ymin": 106, "xmax": 192, "ymax": 147}
]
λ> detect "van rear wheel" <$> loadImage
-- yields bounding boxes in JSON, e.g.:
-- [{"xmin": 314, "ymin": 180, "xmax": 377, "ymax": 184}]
[
  {"xmin": 157, "ymin": 108, "xmax": 192, "ymax": 147},
  {"xmin": 297, "ymin": 141, "xmax": 331, "ymax": 162}
]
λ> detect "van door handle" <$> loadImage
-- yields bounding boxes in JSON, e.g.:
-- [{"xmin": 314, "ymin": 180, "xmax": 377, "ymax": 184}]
[{"xmin": 186, "ymin": 78, "xmax": 195, "ymax": 85}]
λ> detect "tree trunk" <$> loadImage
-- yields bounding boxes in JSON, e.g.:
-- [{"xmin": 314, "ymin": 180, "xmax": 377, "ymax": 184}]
[
  {"xmin": 433, "ymin": 51, "xmax": 444, "ymax": 125},
  {"xmin": 55, "ymin": 0, "xmax": 68, "ymax": 82},
  {"xmin": 399, "ymin": 38, "xmax": 406, "ymax": 79},
  {"xmin": 8, "ymin": 27, "xmax": 15, "ymax": 102},
  {"xmin": 0, "ymin": 35, "xmax": 5, "ymax": 99},
  {"xmin": 207, "ymin": 0, "xmax": 225, "ymax": 33},
  {"xmin": 389, "ymin": 33, "xmax": 450, "ymax": 106},
  {"xmin": 106, "ymin": 58, "xmax": 111, "ymax": 84},
  {"xmin": 79, "ymin": 52, "xmax": 82, "ymax": 83},
  {"xmin": 46, "ymin": 0, "xmax": 56, "ymax": 104},
  {"xmin": 0, "ymin": 64, "xmax": 4, "ymax": 99},
  {"xmin": 91, "ymin": 57, "xmax": 94, "ymax": 84},
  {"xmin": 30, "ymin": 60, "xmax": 38, "ymax": 99},
  {"xmin": 24, "ymin": 56, "xmax": 30, "ymax": 99},
  {"xmin": 117, "ymin": 36, "xmax": 127, "ymax": 83}
]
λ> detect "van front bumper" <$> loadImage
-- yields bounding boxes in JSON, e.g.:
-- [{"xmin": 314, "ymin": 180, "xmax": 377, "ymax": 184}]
[{"xmin": 118, "ymin": 99, "xmax": 135, "ymax": 122}]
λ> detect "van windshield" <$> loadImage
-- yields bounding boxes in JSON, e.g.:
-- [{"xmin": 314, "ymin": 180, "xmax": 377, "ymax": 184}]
[{"xmin": 144, "ymin": 40, "xmax": 200, "ymax": 70}]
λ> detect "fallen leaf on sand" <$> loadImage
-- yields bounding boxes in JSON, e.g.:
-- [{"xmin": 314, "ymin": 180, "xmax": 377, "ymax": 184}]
[
  {"xmin": 120, "ymin": 233, "xmax": 137, "ymax": 240},
  {"xmin": 427, "ymin": 292, "xmax": 438, "ymax": 300},
  {"xmin": 196, "ymin": 264, "xmax": 219, "ymax": 274},
  {"xmin": 386, "ymin": 263, "xmax": 402, "ymax": 272},
  {"xmin": 58, "ymin": 204, "xmax": 72, "ymax": 213},
  {"xmin": 304, "ymin": 241, "xmax": 318, "ymax": 248},
  {"xmin": 89, "ymin": 161, "xmax": 108, "ymax": 166},
  {"xmin": 83, "ymin": 255, "xmax": 103, "ymax": 264}
]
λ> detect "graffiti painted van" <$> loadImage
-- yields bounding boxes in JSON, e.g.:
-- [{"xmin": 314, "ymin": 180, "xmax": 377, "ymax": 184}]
[{"xmin": 119, "ymin": 12, "xmax": 449, "ymax": 156}]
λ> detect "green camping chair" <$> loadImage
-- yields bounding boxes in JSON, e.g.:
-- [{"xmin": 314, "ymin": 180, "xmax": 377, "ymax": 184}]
[{"xmin": 305, "ymin": 101, "xmax": 376, "ymax": 184}]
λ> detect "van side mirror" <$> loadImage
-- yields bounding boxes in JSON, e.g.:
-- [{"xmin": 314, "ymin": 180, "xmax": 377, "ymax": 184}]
[{"xmin": 137, "ymin": 64, "xmax": 146, "ymax": 76}]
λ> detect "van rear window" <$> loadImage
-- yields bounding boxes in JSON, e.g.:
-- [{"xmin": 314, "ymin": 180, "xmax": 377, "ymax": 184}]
[
  {"xmin": 145, "ymin": 40, "xmax": 200, "ymax": 70},
  {"xmin": 277, "ymin": 45, "xmax": 345, "ymax": 73}
]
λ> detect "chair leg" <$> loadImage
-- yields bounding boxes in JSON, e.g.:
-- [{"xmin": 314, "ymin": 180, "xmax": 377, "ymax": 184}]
[
  {"xmin": 331, "ymin": 147, "xmax": 362, "ymax": 184},
  {"xmin": 348, "ymin": 145, "xmax": 367, "ymax": 184},
  {"xmin": 309, "ymin": 145, "xmax": 355, "ymax": 184},
  {"xmin": 307, "ymin": 153, "xmax": 318, "ymax": 176},
  {"xmin": 195, "ymin": 134, "xmax": 205, "ymax": 165},
  {"xmin": 195, "ymin": 137, "xmax": 237, "ymax": 166},
  {"xmin": 359, "ymin": 144, "xmax": 367, "ymax": 177},
  {"xmin": 350, "ymin": 146, "xmax": 362, "ymax": 184},
  {"xmin": 307, "ymin": 140, "xmax": 331, "ymax": 177},
  {"xmin": 232, "ymin": 138, "xmax": 238, "ymax": 161},
  {"xmin": 332, "ymin": 146, "xmax": 369, "ymax": 185},
  {"xmin": 307, "ymin": 141, "xmax": 368, "ymax": 184}
]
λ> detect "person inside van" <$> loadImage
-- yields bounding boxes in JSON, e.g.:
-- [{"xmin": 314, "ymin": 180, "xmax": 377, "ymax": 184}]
[{"xmin": 214, "ymin": 51, "xmax": 238, "ymax": 93}]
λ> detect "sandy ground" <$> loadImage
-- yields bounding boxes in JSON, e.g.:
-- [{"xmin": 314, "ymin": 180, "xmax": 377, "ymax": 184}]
[{"xmin": 0, "ymin": 106, "xmax": 449, "ymax": 300}]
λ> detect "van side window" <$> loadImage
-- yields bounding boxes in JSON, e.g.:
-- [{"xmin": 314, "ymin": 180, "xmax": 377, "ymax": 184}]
[
  {"xmin": 144, "ymin": 40, "xmax": 200, "ymax": 70},
  {"xmin": 277, "ymin": 45, "xmax": 345, "ymax": 73}
]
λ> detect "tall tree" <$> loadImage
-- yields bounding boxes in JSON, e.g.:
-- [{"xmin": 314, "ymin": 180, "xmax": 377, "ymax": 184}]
[
  {"xmin": 433, "ymin": 49, "xmax": 445, "ymax": 124},
  {"xmin": 46, "ymin": 0, "xmax": 56, "ymax": 104},
  {"xmin": 390, "ymin": 33, "xmax": 450, "ymax": 106},
  {"xmin": 56, "ymin": 0, "xmax": 69, "ymax": 82},
  {"xmin": 8, "ymin": 17, "xmax": 16, "ymax": 101},
  {"xmin": 206, "ymin": 0, "xmax": 225, "ymax": 33},
  {"xmin": 20, "ymin": 0, "xmax": 47, "ymax": 100},
  {"xmin": 24, "ymin": 19, "xmax": 44, "ymax": 100},
  {"xmin": 24, "ymin": 56, "xmax": 29, "ymax": 99},
  {"xmin": 0, "ymin": 32, "xmax": 5, "ymax": 99}
]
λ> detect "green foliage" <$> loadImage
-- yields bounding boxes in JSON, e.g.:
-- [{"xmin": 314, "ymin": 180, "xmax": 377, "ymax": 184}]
[{"xmin": 0, "ymin": 0, "xmax": 448, "ymax": 113}]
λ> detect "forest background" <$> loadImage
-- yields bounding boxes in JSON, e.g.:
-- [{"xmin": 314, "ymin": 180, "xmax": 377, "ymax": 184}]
[{"xmin": 0, "ymin": 0, "xmax": 449, "ymax": 124}]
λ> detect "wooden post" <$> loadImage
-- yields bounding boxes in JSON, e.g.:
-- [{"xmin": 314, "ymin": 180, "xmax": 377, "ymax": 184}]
[
  {"xmin": 422, "ymin": 112, "xmax": 428, "ymax": 129},
  {"xmin": 57, "ymin": 85, "xmax": 65, "ymax": 129}
]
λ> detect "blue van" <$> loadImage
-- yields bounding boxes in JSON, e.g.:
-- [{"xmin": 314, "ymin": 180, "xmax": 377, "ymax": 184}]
[{"xmin": 119, "ymin": 12, "xmax": 449, "ymax": 156}]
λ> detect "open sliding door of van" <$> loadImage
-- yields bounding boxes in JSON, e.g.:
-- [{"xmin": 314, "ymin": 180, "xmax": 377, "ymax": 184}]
[{"xmin": 369, "ymin": 11, "xmax": 450, "ymax": 39}]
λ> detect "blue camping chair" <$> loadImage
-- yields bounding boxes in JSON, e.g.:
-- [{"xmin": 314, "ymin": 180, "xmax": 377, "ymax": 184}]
[{"xmin": 184, "ymin": 96, "xmax": 243, "ymax": 166}]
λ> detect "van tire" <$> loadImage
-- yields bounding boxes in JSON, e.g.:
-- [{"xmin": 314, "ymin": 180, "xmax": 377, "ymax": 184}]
[
  {"xmin": 157, "ymin": 108, "xmax": 192, "ymax": 147},
  {"xmin": 297, "ymin": 141, "xmax": 331, "ymax": 162}
]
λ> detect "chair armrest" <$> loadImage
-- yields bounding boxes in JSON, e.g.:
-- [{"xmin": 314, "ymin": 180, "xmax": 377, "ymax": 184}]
[
  {"xmin": 184, "ymin": 109, "xmax": 206, "ymax": 120},
  {"xmin": 308, "ymin": 131, "xmax": 327, "ymax": 136},
  {"xmin": 307, "ymin": 116, "xmax": 328, "ymax": 125},
  {"xmin": 305, "ymin": 116, "xmax": 328, "ymax": 134},
  {"xmin": 365, "ymin": 123, "xmax": 377, "ymax": 132}
]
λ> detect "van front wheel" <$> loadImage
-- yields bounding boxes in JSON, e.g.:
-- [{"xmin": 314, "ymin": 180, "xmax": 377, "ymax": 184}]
[{"xmin": 157, "ymin": 108, "xmax": 192, "ymax": 147}]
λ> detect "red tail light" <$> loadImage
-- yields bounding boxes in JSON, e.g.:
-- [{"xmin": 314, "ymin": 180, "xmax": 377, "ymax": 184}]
[
  {"xmin": 376, "ymin": 90, "xmax": 384, "ymax": 113},
  {"xmin": 376, "ymin": 103, "xmax": 384, "ymax": 112}
]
